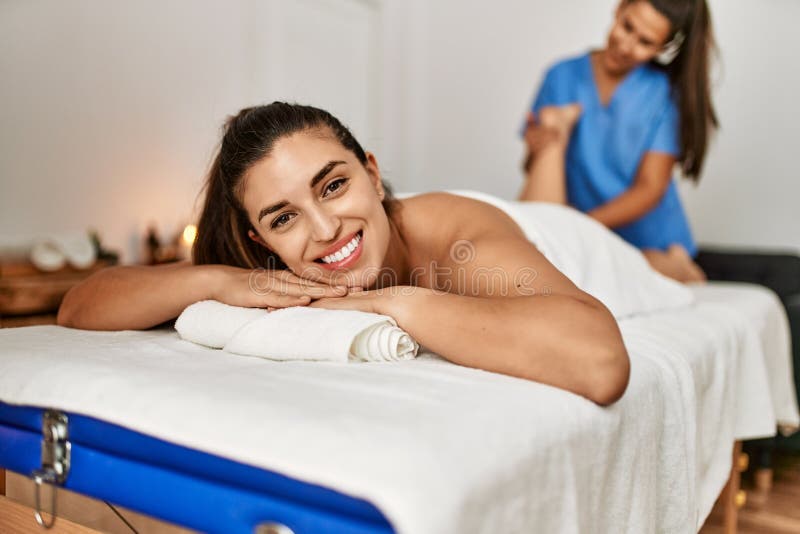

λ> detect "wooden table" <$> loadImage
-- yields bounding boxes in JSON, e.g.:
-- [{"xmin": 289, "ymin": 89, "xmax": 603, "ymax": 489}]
[{"xmin": 0, "ymin": 260, "xmax": 111, "ymax": 328}]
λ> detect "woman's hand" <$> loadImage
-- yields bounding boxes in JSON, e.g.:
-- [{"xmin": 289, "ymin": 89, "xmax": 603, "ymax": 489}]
[
  {"xmin": 309, "ymin": 286, "xmax": 431, "ymax": 320},
  {"xmin": 209, "ymin": 264, "xmax": 348, "ymax": 309}
]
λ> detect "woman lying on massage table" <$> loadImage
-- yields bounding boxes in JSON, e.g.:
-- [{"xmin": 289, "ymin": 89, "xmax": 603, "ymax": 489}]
[{"xmin": 57, "ymin": 102, "xmax": 630, "ymax": 405}]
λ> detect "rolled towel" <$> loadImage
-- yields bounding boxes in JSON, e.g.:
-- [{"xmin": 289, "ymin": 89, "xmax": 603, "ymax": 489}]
[
  {"xmin": 30, "ymin": 233, "xmax": 97, "ymax": 271},
  {"xmin": 55, "ymin": 234, "xmax": 97, "ymax": 269},
  {"xmin": 174, "ymin": 300, "xmax": 267, "ymax": 349},
  {"xmin": 175, "ymin": 300, "xmax": 419, "ymax": 363},
  {"xmin": 30, "ymin": 241, "xmax": 67, "ymax": 271}
]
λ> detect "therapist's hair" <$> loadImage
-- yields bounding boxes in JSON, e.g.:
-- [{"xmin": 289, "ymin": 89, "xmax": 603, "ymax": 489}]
[
  {"xmin": 193, "ymin": 102, "xmax": 396, "ymax": 269},
  {"xmin": 640, "ymin": 0, "xmax": 719, "ymax": 181}
]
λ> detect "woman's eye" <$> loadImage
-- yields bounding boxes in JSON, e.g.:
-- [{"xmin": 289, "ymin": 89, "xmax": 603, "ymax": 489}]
[
  {"xmin": 271, "ymin": 212, "xmax": 295, "ymax": 229},
  {"xmin": 323, "ymin": 178, "xmax": 348, "ymax": 197}
]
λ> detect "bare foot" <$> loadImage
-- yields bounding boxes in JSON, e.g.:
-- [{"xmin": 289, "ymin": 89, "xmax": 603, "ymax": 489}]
[
  {"xmin": 538, "ymin": 104, "xmax": 582, "ymax": 145},
  {"xmin": 645, "ymin": 245, "xmax": 706, "ymax": 283},
  {"xmin": 667, "ymin": 244, "xmax": 707, "ymax": 283}
]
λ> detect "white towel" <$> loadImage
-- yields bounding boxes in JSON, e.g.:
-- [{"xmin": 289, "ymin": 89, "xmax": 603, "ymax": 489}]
[
  {"xmin": 175, "ymin": 300, "xmax": 418, "ymax": 363},
  {"xmin": 30, "ymin": 233, "xmax": 97, "ymax": 271},
  {"xmin": 174, "ymin": 300, "xmax": 268, "ymax": 349}
]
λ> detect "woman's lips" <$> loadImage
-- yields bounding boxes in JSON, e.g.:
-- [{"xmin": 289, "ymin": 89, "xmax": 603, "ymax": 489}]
[{"xmin": 315, "ymin": 231, "xmax": 364, "ymax": 271}]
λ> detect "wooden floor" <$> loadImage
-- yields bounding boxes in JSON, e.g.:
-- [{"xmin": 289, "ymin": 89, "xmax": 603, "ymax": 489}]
[
  {"xmin": 701, "ymin": 451, "xmax": 800, "ymax": 534},
  {"xmin": 2, "ymin": 471, "xmax": 194, "ymax": 534}
]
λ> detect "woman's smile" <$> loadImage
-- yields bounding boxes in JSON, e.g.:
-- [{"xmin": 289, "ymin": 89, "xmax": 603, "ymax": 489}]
[{"xmin": 313, "ymin": 230, "xmax": 364, "ymax": 270}]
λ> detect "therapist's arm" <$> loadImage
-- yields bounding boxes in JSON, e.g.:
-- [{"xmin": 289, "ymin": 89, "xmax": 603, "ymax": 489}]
[{"xmin": 588, "ymin": 152, "xmax": 676, "ymax": 229}]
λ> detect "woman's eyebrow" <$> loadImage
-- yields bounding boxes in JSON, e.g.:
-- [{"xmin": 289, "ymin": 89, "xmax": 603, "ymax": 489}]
[
  {"xmin": 258, "ymin": 201, "xmax": 289, "ymax": 223},
  {"xmin": 309, "ymin": 160, "xmax": 346, "ymax": 188},
  {"xmin": 257, "ymin": 160, "xmax": 347, "ymax": 223}
]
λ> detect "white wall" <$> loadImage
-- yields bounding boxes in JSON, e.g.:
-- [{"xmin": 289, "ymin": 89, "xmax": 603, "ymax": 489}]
[
  {"xmin": 2, "ymin": 0, "xmax": 798, "ymax": 264},
  {"xmin": 384, "ymin": 0, "xmax": 800, "ymax": 253},
  {"xmin": 678, "ymin": 0, "xmax": 800, "ymax": 252},
  {"xmin": 382, "ymin": 0, "xmax": 612, "ymax": 197},
  {"xmin": 0, "ymin": 0, "xmax": 379, "ymax": 263}
]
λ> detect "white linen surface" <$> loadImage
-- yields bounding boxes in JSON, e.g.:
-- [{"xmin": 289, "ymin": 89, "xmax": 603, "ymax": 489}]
[
  {"xmin": 175, "ymin": 300, "xmax": 419, "ymax": 363},
  {"xmin": 0, "ymin": 284, "xmax": 794, "ymax": 534},
  {"xmin": 690, "ymin": 282, "xmax": 798, "ymax": 433}
]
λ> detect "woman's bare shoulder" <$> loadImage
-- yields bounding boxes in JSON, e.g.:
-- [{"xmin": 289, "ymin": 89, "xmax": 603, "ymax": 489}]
[{"xmin": 398, "ymin": 192, "xmax": 525, "ymax": 239}]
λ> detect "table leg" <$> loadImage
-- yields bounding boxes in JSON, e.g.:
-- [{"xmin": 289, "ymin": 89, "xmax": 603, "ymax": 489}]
[{"xmin": 723, "ymin": 440, "xmax": 743, "ymax": 534}]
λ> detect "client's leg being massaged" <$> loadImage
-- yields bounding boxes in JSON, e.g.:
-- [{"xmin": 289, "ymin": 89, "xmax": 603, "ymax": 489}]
[
  {"xmin": 520, "ymin": 104, "xmax": 705, "ymax": 283},
  {"xmin": 59, "ymin": 102, "xmax": 630, "ymax": 405}
]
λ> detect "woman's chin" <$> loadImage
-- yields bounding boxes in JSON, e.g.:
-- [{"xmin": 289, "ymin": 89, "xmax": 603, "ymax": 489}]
[{"xmin": 603, "ymin": 53, "xmax": 622, "ymax": 72}]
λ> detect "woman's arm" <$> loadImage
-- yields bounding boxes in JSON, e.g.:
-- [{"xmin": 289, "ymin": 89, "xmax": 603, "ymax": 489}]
[
  {"xmin": 396, "ymin": 288, "xmax": 627, "ymax": 405},
  {"xmin": 312, "ymin": 235, "xmax": 630, "ymax": 405},
  {"xmin": 588, "ymin": 151, "xmax": 676, "ymax": 228},
  {"xmin": 57, "ymin": 261, "xmax": 346, "ymax": 331}
]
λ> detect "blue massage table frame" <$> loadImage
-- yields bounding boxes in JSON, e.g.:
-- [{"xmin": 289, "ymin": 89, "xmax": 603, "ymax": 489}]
[{"xmin": 0, "ymin": 402, "xmax": 394, "ymax": 533}]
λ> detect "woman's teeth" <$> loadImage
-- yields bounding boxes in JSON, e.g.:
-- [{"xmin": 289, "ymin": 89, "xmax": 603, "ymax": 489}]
[{"xmin": 320, "ymin": 233, "xmax": 361, "ymax": 264}]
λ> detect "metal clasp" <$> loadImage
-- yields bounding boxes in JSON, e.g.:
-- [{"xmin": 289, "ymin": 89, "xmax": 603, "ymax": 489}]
[
  {"xmin": 255, "ymin": 523, "xmax": 295, "ymax": 534},
  {"xmin": 31, "ymin": 410, "xmax": 70, "ymax": 529}
]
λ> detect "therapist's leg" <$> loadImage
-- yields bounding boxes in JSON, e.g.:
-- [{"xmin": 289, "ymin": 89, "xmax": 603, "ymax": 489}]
[
  {"xmin": 518, "ymin": 104, "xmax": 581, "ymax": 204},
  {"xmin": 643, "ymin": 244, "xmax": 707, "ymax": 283}
]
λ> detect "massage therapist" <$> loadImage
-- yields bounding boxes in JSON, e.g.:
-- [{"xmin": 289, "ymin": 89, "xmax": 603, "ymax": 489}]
[{"xmin": 519, "ymin": 0, "xmax": 718, "ymax": 283}]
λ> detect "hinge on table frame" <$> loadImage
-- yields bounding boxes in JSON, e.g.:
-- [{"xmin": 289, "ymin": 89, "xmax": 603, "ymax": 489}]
[
  {"xmin": 255, "ymin": 524, "xmax": 296, "ymax": 534},
  {"xmin": 31, "ymin": 409, "xmax": 70, "ymax": 529}
]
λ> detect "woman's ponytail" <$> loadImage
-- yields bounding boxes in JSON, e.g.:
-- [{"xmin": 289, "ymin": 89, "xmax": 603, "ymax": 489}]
[
  {"xmin": 649, "ymin": 0, "xmax": 719, "ymax": 181},
  {"xmin": 192, "ymin": 146, "xmax": 285, "ymax": 269}
]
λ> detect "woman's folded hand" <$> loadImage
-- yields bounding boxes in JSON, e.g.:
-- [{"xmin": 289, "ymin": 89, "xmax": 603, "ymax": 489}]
[{"xmin": 209, "ymin": 264, "xmax": 348, "ymax": 310}]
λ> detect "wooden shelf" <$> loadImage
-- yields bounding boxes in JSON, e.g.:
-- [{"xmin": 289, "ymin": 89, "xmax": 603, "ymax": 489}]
[{"xmin": 0, "ymin": 261, "xmax": 112, "ymax": 320}]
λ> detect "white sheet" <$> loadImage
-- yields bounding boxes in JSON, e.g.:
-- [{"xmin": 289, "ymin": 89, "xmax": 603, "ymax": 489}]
[
  {"xmin": 0, "ymin": 283, "xmax": 795, "ymax": 533},
  {"xmin": 689, "ymin": 282, "xmax": 798, "ymax": 433}
]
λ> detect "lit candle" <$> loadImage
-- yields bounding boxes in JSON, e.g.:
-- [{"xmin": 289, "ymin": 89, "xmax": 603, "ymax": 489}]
[{"xmin": 179, "ymin": 224, "xmax": 198, "ymax": 260}]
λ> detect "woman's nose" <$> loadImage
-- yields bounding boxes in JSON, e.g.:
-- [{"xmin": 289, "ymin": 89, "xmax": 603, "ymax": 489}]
[
  {"xmin": 618, "ymin": 35, "xmax": 634, "ymax": 55},
  {"xmin": 308, "ymin": 207, "xmax": 341, "ymax": 243}
]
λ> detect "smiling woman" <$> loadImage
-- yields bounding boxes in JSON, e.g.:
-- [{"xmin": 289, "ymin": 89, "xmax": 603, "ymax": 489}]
[{"xmin": 57, "ymin": 102, "xmax": 630, "ymax": 405}]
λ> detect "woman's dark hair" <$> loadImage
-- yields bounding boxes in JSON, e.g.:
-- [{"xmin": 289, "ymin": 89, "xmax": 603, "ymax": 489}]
[
  {"xmin": 636, "ymin": 0, "xmax": 719, "ymax": 181},
  {"xmin": 192, "ymin": 102, "xmax": 396, "ymax": 268}
]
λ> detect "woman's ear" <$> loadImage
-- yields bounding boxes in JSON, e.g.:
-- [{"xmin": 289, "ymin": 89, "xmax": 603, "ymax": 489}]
[
  {"xmin": 248, "ymin": 228, "xmax": 268, "ymax": 248},
  {"xmin": 364, "ymin": 152, "xmax": 385, "ymax": 200}
]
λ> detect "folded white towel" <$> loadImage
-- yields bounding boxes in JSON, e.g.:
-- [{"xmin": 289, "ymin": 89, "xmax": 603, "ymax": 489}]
[
  {"xmin": 175, "ymin": 300, "xmax": 419, "ymax": 363},
  {"xmin": 30, "ymin": 233, "xmax": 97, "ymax": 271},
  {"xmin": 174, "ymin": 300, "xmax": 267, "ymax": 349}
]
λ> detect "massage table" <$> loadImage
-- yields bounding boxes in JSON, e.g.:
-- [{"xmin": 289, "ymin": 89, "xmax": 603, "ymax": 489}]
[{"xmin": 0, "ymin": 281, "xmax": 797, "ymax": 533}]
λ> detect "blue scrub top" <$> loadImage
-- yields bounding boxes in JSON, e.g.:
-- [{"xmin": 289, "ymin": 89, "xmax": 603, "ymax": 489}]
[{"xmin": 528, "ymin": 52, "xmax": 697, "ymax": 256}]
